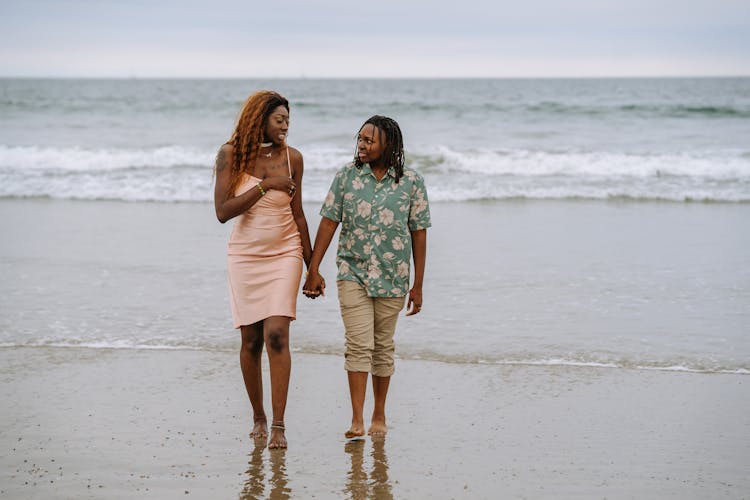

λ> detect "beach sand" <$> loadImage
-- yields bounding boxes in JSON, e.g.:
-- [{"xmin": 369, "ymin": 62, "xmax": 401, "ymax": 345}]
[
  {"xmin": 1, "ymin": 346, "xmax": 748, "ymax": 499},
  {"xmin": 1, "ymin": 198, "xmax": 749, "ymax": 498}
]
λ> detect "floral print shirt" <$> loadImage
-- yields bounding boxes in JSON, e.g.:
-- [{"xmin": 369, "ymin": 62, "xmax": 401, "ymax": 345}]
[{"xmin": 320, "ymin": 162, "xmax": 431, "ymax": 297}]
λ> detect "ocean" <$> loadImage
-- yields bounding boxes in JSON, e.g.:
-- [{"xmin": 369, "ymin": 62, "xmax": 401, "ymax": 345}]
[
  {"xmin": 1, "ymin": 78, "xmax": 748, "ymax": 375},
  {"xmin": 2, "ymin": 78, "xmax": 749, "ymax": 203}
]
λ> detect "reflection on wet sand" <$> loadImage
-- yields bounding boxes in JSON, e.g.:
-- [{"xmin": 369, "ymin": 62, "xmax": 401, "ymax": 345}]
[
  {"xmin": 240, "ymin": 441, "xmax": 265, "ymax": 499},
  {"xmin": 370, "ymin": 438, "xmax": 392, "ymax": 499},
  {"xmin": 269, "ymin": 449, "xmax": 291, "ymax": 499},
  {"xmin": 240, "ymin": 440, "xmax": 291, "ymax": 500},
  {"xmin": 345, "ymin": 440, "xmax": 368, "ymax": 499},
  {"xmin": 344, "ymin": 438, "xmax": 393, "ymax": 500}
]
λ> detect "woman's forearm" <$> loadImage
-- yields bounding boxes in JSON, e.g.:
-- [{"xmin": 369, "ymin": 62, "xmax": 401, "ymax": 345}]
[
  {"xmin": 214, "ymin": 144, "xmax": 265, "ymax": 223},
  {"xmin": 308, "ymin": 217, "xmax": 339, "ymax": 273},
  {"xmin": 410, "ymin": 229, "xmax": 427, "ymax": 288},
  {"xmin": 293, "ymin": 214, "xmax": 314, "ymax": 268},
  {"xmin": 215, "ymin": 184, "xmax": 265, "ymax": 223}
]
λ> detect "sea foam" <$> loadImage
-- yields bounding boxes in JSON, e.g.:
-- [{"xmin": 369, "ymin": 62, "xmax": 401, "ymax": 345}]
[{"xmin": 2, "ymin": 144, "xmax": 749, "ymax": 202}]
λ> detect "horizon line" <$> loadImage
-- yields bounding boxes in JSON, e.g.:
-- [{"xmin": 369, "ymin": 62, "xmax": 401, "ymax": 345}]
[{"xmin": 2, "ymin": 74, "xmax": 749, "ymax": 80}]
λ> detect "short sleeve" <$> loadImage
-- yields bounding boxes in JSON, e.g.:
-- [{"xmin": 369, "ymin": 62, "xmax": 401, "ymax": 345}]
[
  {"xmin": 319, "ymin": 168, "xmax": 346, "ymax": 222},
  {"xmin": 408, "ymin": 172, "xmax": 431, "ymax": 231}
]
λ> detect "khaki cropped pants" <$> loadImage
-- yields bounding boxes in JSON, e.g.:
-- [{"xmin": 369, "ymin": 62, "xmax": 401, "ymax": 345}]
[{"xmin": 337, "ymin": 280, "xmax": 406, "ymax": 377}]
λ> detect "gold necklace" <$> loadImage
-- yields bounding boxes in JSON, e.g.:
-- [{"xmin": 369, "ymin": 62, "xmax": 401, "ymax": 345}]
[{"xmin": 260, "ymin": 142, "xmax": 274, "ymax": 158}]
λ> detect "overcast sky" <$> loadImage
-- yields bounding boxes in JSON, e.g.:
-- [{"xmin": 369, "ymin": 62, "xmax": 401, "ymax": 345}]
[{"xmin": 2, "ymin": 0, "xmax": 749, "ymax": 77}]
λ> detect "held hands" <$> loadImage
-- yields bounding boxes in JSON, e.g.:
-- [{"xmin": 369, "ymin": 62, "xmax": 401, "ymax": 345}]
[
  {"xmin": 261, "ymin": 176, "xmax": 296, "ymax": 197},
  {"xmin": 406, "ymin": 287, "xmax": 422, "ymax": 316},
  {"xmin": 302, "ymin": 270, "xmax": 326, "ymax": 299}
]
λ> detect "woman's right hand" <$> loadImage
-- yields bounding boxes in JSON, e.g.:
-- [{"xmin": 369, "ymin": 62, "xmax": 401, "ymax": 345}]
[
  {"xmin": 260, "ymin": 175, "xmax": 296, "ymax": 197},
  {"xmin": 303, "ymin": 270, "xmax": 326, "ymax": 299}
]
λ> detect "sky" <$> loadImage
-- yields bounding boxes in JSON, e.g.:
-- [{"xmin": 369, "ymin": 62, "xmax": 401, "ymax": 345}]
[{"xmin": 1, "ymin": 0, "xmax": 749, "ymax": 78}]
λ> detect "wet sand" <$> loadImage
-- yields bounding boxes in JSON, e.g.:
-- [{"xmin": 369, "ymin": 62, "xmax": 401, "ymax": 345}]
[
  {"xmin": 1, "ymin": 346, "xmax": 748, "ymax": 499},
  {"xmin": 2, "ymin": 197, "xmax": 748, "ymax": 370}
]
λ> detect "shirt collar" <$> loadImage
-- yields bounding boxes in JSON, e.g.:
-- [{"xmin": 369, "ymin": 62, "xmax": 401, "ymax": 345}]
[{"xmin": 360, "ymin": 163, "xmax": 396, "ymax": 180}]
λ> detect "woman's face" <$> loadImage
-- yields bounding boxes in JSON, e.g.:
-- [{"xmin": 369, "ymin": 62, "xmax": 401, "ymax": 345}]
[
  {"xmin": 357, "ymin": 123, "xmax": 386, "ymax": 165},
  {"xmin": 264, "ymin": 105, "xmax": 290, "ymax": 144}
]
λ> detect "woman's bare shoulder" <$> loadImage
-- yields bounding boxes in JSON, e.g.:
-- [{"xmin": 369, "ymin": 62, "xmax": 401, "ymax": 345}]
[
  {"xmin": 287, "ymin": 145, "xmax": 303, "ymax": 161},
  {"xmin": 216, "ymin": 143, "xmax": 235, "ymax": 172}
]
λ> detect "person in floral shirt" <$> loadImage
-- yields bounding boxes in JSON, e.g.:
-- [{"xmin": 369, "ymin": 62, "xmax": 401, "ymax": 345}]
[{"xmin": 303, "ymin": 115, "xmax": 431, "ymax": 439}]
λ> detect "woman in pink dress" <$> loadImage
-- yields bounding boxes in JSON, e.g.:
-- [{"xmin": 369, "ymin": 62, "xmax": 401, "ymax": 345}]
[{"xmin": 214, "ymin": 90, "xmax": 313, "ymax": 449}]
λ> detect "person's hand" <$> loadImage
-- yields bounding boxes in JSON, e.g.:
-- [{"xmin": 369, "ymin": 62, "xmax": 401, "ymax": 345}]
[
  {"xmin": 303, "ymin": 270, "xmax": 326, "ymax": 299},
  {"xmin": 406, "ymin": 287, "xmax": 422, "ymax": 316},
  {"xmin": 260, "ymin": 176, "xmax": 296, "ymax": 197}
]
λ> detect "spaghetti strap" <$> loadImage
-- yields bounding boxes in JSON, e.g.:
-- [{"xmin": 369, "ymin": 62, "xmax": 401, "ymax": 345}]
[{"xmin": 286, "ymin": 146, "xmax": 292, "ymax": 177}]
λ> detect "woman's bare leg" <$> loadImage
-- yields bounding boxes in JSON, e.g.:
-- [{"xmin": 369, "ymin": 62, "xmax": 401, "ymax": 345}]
[
  {"xmin": 264, "ymin": 316, "xmax": 291, "ymax": 449},
  {"xmin": 369, "ymin": 375, "xmax": 390, "ymax": 437},
  {"xmin": 240, "ymin": 323, "xmax": 267, "ymax": 438},
  {"xmin": 346, "ymin": 371, "xmax": 368, "ymax": 439}
]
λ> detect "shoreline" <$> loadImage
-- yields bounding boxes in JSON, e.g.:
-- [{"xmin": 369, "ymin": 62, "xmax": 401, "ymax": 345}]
[
  {"xmin": 1, "ymin": 344, "xmax": 748, "ymax": 376},
  {"xmin": 2, "ymin": 196, "xmax": 748, "ymax": 497},
  {"xmin": 2, "ymin": 346, "xmax": 749, "ymax": 498}
]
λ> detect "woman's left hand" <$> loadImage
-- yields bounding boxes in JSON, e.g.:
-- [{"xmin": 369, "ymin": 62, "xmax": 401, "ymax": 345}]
[
  {"xmin": 406, "ymin": 287, "xmax": 422, "ymax": 316},
  {"xmin": 302, "ymin": 270, "xmax": 326, "ymax": 299}
]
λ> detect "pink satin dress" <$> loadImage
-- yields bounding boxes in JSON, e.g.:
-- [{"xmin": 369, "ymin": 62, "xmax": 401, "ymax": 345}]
[{"xmin": 227, "ymin": 148, "xmax": 303, "ymax": 328}]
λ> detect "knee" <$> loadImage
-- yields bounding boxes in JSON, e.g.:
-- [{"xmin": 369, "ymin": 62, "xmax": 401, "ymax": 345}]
[
  {"xmin": 373, "ymin": 336, "xmax": 394, "ymax": 350},
  {"xmin": 241, "ymin": 332, "xmax": 264, "ymax": 355},
  {"xmin": 265, "ymin": 327, "xmax": 288, "ymax": 354},
  {"xmin": 346, "ymin": 334, "xmax": 374, "ymax": 356}
]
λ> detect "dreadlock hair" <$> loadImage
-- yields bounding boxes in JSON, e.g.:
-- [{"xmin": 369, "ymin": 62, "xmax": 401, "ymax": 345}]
[
  {"xmin": 222, "ymin": 90, "xmax": 289, "ymax": 198},
  {"xmin": 353, "ymin": 115, "xmax": 405, "ymax": 183}
]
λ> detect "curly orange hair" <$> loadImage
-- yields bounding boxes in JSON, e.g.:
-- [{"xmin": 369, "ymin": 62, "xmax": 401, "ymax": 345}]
[{"xmin": 224, "ymin": 90, "xmax": 289, "ymax": 198}]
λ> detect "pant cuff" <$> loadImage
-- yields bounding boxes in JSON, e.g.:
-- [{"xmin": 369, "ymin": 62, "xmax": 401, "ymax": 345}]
[
  {"xmin": 371, "ymin": 365, "xmax": 395, "ymax": 377},
  {"xmin": 345, "ymin": 360, "xmax": 372, "ymax": 373}
]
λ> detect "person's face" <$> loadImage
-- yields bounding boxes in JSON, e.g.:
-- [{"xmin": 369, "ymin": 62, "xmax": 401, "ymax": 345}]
[
  {"xmin": 357, "ymin": 123, "xmax": 386, "ymax": 165},
  {"xmin": 264, "ymin": 105, "xmax": 290, "ymax": 144}
]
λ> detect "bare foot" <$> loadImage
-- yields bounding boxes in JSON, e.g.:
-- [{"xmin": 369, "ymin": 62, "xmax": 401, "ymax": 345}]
[
  {"xmin": 345, "ymin": 422, "xmax": 366, "ymax": 440},
  {"xmin": 268, "ymin": 424, "xmax": 287, "ymax": 449},
  {"xmin": 368, "ymin": 419, "xmax": 387, "ymax": 437},
  {"xmin": 250, "ymin": 418, "xmax": 268, "ymax": 439}
]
